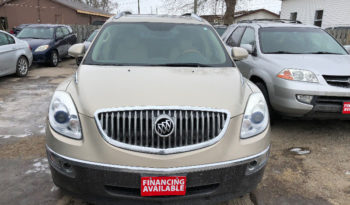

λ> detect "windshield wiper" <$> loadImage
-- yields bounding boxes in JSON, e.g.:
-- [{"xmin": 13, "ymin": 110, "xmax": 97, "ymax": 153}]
[
  {"xmin": 265, "ymin": 51, "xmax": 302, "ymax": 54},
  {"xmin": 150, "ymin": 63, "xmax": 213, "ymax": 67},
  {"xmin": 308, "ymin": 51, "xmax": 343, "ymax": 55}
]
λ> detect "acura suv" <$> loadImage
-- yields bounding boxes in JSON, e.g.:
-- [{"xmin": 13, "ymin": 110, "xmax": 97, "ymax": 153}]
[
  {"xmin": 222, "ymin": 19, "xmax": 350, "ymax": 119},
  {"xmin": 46, "ymin": 13, "xmax": 270, "ymax": 204}
]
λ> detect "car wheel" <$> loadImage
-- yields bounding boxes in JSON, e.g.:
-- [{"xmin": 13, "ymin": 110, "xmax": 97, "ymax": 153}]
[
  {"xmin": 50, "ymin": 50, "xmax": 59, "ymax": 67},
  {"xmin": 254, "ymin": 81, "xmax": 278, "ymax": 121},
  {"xmin": 16, "ymin": 56, "xmax": 29, "ymax": 77}
]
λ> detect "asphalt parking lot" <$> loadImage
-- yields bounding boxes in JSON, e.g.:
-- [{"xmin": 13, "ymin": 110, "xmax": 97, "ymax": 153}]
[{"xmin": 0, "ymin": 59, "xmax": 349, "ymax": 205}]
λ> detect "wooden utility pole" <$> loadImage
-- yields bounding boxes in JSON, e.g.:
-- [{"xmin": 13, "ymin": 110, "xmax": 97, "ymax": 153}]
[
  {"xmin": 194, "ymin": 0, "xmax": 198, "ymax": 14},
  {"xmin": 138, "ymin": 0, "xmax": 140, "ymax": 14}
]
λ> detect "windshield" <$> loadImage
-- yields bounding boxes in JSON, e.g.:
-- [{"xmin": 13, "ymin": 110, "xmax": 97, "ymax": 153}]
[
  {"xmin": 84, "ymin": 23, "xmax": 233, "ymax": 67},
  {"xmin": 17, "ymin": 27, "xmax": 54, "ymax": 39},
  {"xmin": 87, "ymin": 30, "xmax": 99, "ymax": 42},
  {"xmin": 259, "ymin": 27, "xmax": 347, "ymax": 55}
]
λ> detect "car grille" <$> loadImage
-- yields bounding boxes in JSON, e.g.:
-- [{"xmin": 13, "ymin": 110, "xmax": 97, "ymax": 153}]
[
  {"xmin": 313, "ymin": 96, "xmax": 350, "ymax": 113},
  {"xmin": 95, "ymin": 107, "xmax": 230, "ymax": 154},
  {"xmin": 323, "ymin": 75, "xmax": 350, "ymax": 88}
]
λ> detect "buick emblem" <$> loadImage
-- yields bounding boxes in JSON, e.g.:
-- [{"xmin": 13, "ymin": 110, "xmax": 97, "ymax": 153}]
[{"xmin": 154, "ymin": 114, "xmax": 174, "ymax": 137}]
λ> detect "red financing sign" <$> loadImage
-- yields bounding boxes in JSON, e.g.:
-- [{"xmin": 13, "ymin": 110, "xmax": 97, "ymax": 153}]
[
  {"xmin": 141, "ymin": 176, "xmax": 186, "ymax": 196},
  {"xmin": 343, "ymin": 102, "xmax": 350, "ymax": 114}
]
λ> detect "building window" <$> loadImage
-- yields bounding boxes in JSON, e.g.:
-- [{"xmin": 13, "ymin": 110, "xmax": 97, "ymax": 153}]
[
  {"xmin": 314, "ymin": 10, "xmax": 323, "ymax": 27},
  {"xmin": 290, "ymin": 12, "xmax": 297, "ymax": 21}
]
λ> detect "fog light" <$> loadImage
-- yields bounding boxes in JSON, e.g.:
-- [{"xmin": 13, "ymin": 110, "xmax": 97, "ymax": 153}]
[
  {"xmin": 296, "ymin": 95, "xmax": 313, "ymax": 104},
  {"xmin": 47, "ymin": 149, "xmax": 76, "ymax": 178},
  {"xmin": 245, "ymin": 148, "xmax": 270, "ymax": 175}
]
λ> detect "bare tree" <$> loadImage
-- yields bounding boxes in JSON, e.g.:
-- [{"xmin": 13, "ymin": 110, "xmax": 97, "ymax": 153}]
[
  {"xmin": 163, "ymin": 0, "xmax": 253, "ymax": 25},
  {"xmin": 84, "ymin": 0, "xmax": 118, "ymax": 13},
  {"xmin": 223, "ymin": 0, "xmax": 236, "ymax": 25}
]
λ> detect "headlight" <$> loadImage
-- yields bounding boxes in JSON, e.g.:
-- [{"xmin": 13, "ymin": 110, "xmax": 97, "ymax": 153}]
[
  {"xmin": 277, "ymin": 69, "xmax": 318, "ymax": 83},
  {"xmin": 35, "ymin": 45, "xmax": 49, "ymax": 52},
  {"xmin": 49, "ymin": 91, "xmax": 82, "ymax": 139},
  {"xmin": 241, "ymin": 93, "xmax": 269, "ymax": 139}
]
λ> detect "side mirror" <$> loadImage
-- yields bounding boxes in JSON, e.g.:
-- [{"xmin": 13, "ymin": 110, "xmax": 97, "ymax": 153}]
[
  {"xmin": 240, "ymin": 44, "xmax": 253, "ymax": 54},
  {"xmin": 69, "ymin": 43, "xmax": 85, "ymax": 58},
  {"xmin": 231, "ymin": 47, "xmax": 249, "ymax": 61},
  {"xmin": 344, "ymin": 45, "xmax": 350, "ymax": 53}
]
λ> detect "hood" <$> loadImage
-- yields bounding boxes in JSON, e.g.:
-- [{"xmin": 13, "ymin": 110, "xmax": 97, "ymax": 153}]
[
  {"xmin": 264, "ymin": 54, "xmax": 350, "ymax": 76},
  {"xmin": 20, "ymin": 38, "xmax": 52, "ymax": 51},
  {"xmin": 67, "ymin": 66, "xmax": 251, "ymax": 118}
]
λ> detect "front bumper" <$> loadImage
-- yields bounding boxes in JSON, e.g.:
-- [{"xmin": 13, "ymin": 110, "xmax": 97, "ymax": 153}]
[
  {"xmin": 47, "ymin": 146, "xmax": 269, "ymax": 205},
  {"xmin": 270, "ymin": 78, "xmax": 350, "ymax": 118},
  {"xmin": 32, "ymin": 51, "xmax": 50, "ymax": 63}
]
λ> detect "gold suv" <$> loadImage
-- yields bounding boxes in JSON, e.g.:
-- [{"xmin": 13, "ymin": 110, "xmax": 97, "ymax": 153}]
[{"xmin": 46, "ymin": 12, "xmax": 270, "ymax": 204}]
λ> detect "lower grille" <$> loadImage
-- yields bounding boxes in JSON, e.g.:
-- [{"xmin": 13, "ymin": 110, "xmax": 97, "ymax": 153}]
[
  {"xmin": 95, "ymin": 107, "xmax": 230, "ymax": 154},
  {"xmin": 323, "ymin": 75, "xmax": 350, "ymax": 88},
  {"xmin": 313, "ymin": 96, "xmax": 350, "ymax": 113}
]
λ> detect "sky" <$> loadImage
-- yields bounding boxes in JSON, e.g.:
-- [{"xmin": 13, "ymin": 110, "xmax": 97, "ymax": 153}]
[{"xmin": 114, "ymin": 0, "xmax": 282, "ymax": 15}]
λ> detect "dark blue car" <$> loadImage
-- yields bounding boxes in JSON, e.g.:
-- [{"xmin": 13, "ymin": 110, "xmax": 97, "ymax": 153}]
[{"xmin": 16, "ymin": 24, "xmax": 77, "ymax": 67}]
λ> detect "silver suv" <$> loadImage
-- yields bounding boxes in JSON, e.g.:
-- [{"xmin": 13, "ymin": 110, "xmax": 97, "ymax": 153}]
[
  {"xmin": 222, "ymin": 19, "xmax": 350, "ymax": 119},
  {"xmin": 46, "ymin": 13, "xmax": 270, "ymax": 204}
]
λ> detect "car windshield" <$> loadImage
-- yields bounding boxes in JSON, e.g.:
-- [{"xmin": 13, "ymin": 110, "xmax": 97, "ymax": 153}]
[
  {"xmin": 84, "ymin": 22, "xmax": 233, "ymax": 67},
  {"xmin": 260, "ymin": 27, "xmax": 347, "ymax": 55},
  {"xmin": 17, "ymin": 27, "xmax": 54, "ymax": 39},
  {"xmin": 86, "ymin": 30, "xmax": 99, "ymax": 42}
]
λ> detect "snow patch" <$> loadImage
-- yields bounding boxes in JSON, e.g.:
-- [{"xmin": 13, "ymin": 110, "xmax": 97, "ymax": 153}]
[
  {"xmin": 25, "ymin": 158, "xmax": 50, "ymax": 175},
  {"xmin": 0, "ymin": 129, "xmax": 33, "ymax": 139},
  {"xmin": 289, "ymin": 147, "xmax": 311, "ymax": 155}
]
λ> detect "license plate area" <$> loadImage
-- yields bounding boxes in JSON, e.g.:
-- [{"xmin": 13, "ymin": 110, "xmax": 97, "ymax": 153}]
[
  {"xmin": 141, "ymin": 176, "xmax": 186, "ymax": 196},
  {"xmin": 343, "ymin": 102, "xmax": 350, "ymax": 114}
]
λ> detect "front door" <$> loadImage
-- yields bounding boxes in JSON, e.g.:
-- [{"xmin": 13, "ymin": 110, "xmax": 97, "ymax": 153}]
[{"xmin": 235, "ymin": 27, "xmax": 257, "ymax": 78}]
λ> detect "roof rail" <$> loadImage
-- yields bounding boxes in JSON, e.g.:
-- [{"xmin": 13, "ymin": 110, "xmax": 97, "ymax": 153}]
[
  {"xmin": 182, "ymin": 13, "xmax": 203, "ymax": 22},
  {"xmin": 114, "ymin": 11, "xmax": 132, "ymax": 19},
  {"xmin": 238, "ymin": 19, "xmax": 302, "ymax": 24}
]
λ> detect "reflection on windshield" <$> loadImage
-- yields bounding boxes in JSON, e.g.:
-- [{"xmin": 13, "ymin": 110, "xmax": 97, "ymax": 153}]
[
  {"xmin": 84, "ymin": 23, "xmax": 233, "ymax": 67},
  {"xmin": 260, "ymin": 27, "xmax": 347, "ymax": 55},
  {"xmin": 87, "ymin": 30, "xmax": 99, "ymax": 42},
  {"xmin": 17, "ymin": 27, "xmax": 54, "ymax": 39}
]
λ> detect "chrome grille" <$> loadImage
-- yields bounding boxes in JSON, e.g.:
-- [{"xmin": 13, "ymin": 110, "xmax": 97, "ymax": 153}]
[
  {"xmin": 323, "ymin": 75, "xmax": 350, "ymax": 88},
  {"xmin": 95, "ymin": 107, "xmax": 230, "ymax": 154}
]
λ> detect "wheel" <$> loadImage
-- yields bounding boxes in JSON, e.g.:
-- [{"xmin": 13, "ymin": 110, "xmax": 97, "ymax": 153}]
[
  {"xmin": 254, "ymin": 81, "xmax": 278, "ymax": 121},
  {"xmin": 16, "ymin": 56, "xmax": 29, "ymax": 77},
  {"xmin": 49, "ymin": 50, "xmax": 59, "ymax": 67}
]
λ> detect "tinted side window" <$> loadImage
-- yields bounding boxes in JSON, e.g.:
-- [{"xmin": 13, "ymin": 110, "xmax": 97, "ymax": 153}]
[
  {"xmin": 240, "ymin": 27, "xmax": 255, "ymax": 46},
  {"xmin": 7, "ymin": 35, "xmax": 15, "ymax": 44},
  {"xmin": 227, "ymin": 27, "xmax": 245, "ymax": 47},
  {"xmin": 62, "ymin": 27, "xmax": 69, "ymax": 36},
  {"xmin": 56, "ymin": 27, "xmax": 64, "ymax": 38},
  {"xmin": 0, "ymin": 33, "xmax": 9, "ymax": 46}
]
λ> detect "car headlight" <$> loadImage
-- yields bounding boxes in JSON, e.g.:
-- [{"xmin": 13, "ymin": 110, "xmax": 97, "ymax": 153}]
[
  {"xmin": 277, "ymin": 69, "xmax": 318, "ymax": 83},
  {"xmin": 35, "ymin": 45, "xmax": 49, "ymax": 52},
  {"xmin": 241, "ymin": 93, "xmax": 269, "ymax": 139},
  {"xmin": 48, "ymin": 91, "xmax": 82, "ymax": 139}
]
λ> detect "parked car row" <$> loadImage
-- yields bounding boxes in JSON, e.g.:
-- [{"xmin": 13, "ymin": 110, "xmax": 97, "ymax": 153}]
[{"xmin": 0, "ymin": 24, "xmax": 79, "ymax": 77}]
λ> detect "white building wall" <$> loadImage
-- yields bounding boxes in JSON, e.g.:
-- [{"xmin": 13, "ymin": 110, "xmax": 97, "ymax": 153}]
[
  {"xmin": 281, "ymin": 0, "xmax": 350, "ymax": 28},
  {"xmin": 234, "ymin": 11, "xmax": 279, "ymax": 23}
]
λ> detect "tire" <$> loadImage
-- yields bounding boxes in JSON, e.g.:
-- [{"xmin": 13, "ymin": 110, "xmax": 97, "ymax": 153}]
[
  {"xmin": 254, "ymin": 81, "xmax": 278, "ymax": 121},
  {"xmin": 49, "ymin": 50, "xmax": 59, "ymax": 67},
  {"xmin": 16, "ymin": 56, "xmax": 29, "ymax": 77}
]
